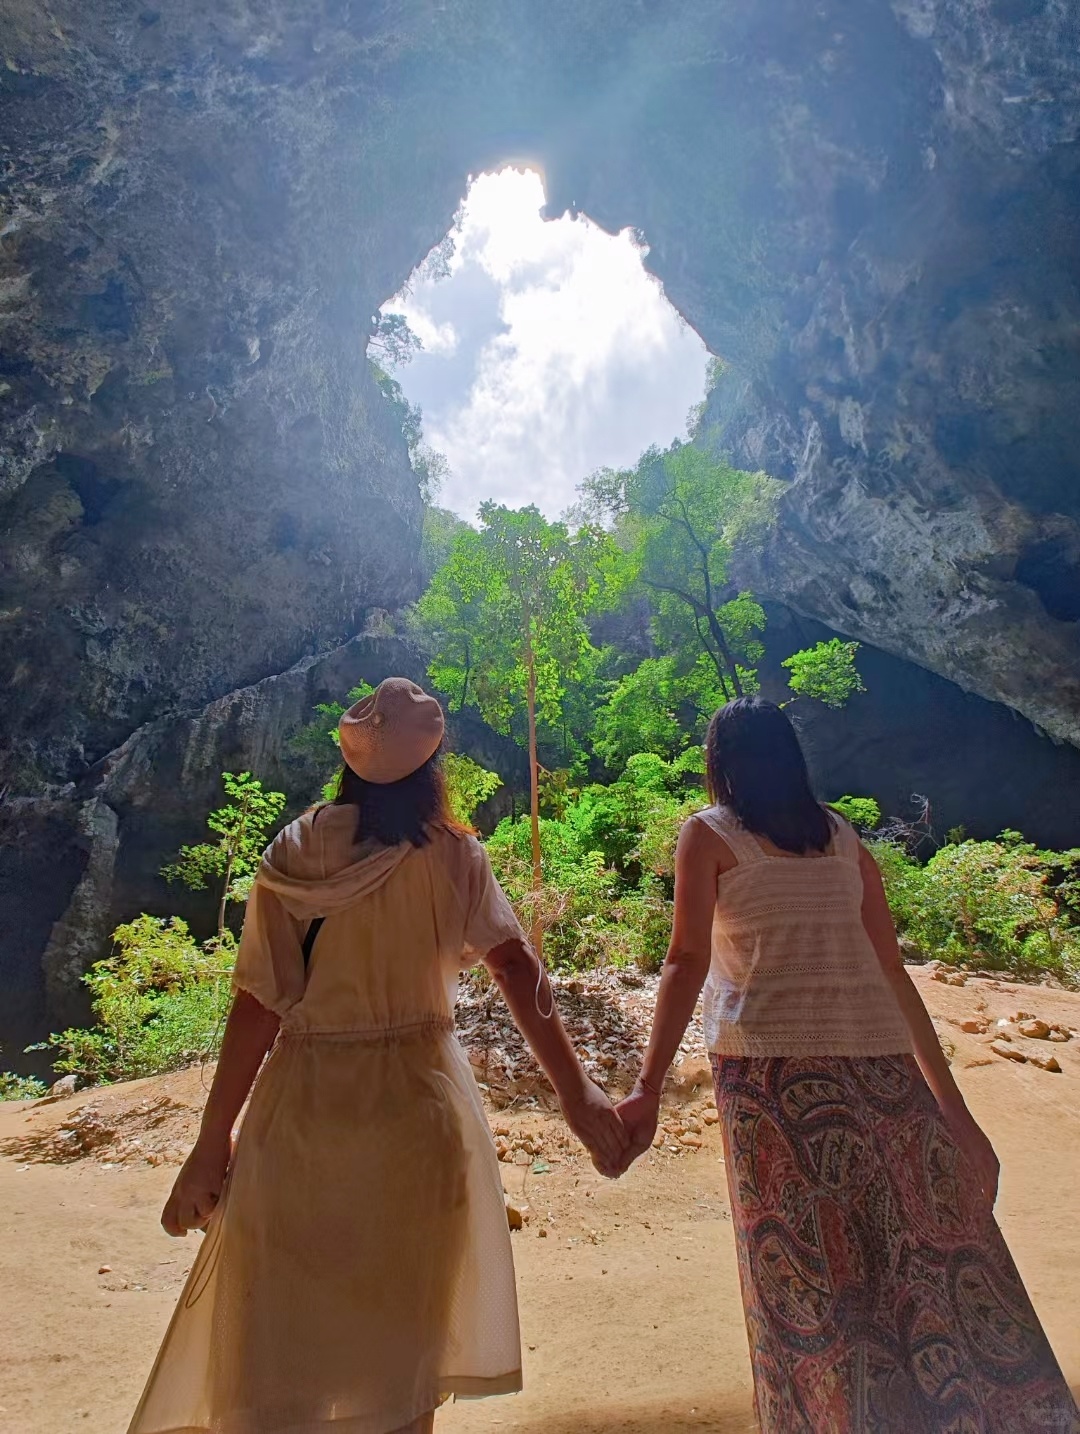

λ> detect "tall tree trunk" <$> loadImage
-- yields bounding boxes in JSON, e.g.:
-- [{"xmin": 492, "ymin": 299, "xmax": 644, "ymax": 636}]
[
  {"xmin": 525, "ymin": 633, "xmax": 543, "ymax": 958},
  {"xmin": 705, "ymin": 608, "xmax": 744, "ymax": 698},
  {"xmin": 217, "ymin": 852, "xmax": 233, "ymax": 940}
]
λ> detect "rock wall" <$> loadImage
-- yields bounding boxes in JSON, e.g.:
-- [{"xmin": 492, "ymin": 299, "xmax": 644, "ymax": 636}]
[{"xmin": 2, "ymin": 0, "xmax": 1080, "ymax": 1050}]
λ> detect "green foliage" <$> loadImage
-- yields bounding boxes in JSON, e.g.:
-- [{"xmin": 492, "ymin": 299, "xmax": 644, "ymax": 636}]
[
  {"xmin": 831, "ymin": 795, "xmax": 882, "ymax": 830},
  {"xmin": 162, "ymin": 772, "xmax": 286, "ymax": 935},
  {"xmin": 783, "ymin": 638, "xmax": 866, "ymax": 708},
  {"xmin": 47, "ymin": 917, "xmax": 236, "ymax": 1084},
  {"xmin": 444, "ymin": 753, "xmax": 502, "ymax": 826},
  {"xmin": 484, "ymin": 751, "xmax": 702, "ymax": 973},
  {"xmin": 369, "ymin": 311, "xmax": 422, "ymax": 369},
  {"xmin": 288, "ymin": 683, "xmax": 376, "ymax": 798},
  {"xmin": 592, "ymin": 654, "xmax": 729, "ymax": 769},
  {"xmin": 584, "ymin": 442, "xmax": 781, "ymax": 700},
  {"xmin": 372, "ymin": 362, "xmax": 450, "ymax": 502},
  {"xmin": 421, "ymin": 506, "xmax": 471, "ymax": 577},
  {"xmin": 415, "ymin": 503, "xmax": 623, "ymax": 738},
  {"xmin": 871, "ymin": 834, "xmax": 1080, "ymax": 980},
  {"xmin": 0, "ymin": 1052, "xmax": 46, "ymax": 1101}
]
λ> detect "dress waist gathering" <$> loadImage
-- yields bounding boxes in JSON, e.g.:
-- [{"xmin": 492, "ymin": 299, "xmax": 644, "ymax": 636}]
[{"xmin": 277, "ymin": 1015, "xmax": 456, "ymax": 1043}]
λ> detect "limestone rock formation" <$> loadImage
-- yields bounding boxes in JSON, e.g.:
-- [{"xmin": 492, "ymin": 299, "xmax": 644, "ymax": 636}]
[{"xmin": 3, "ymin": 0, "xmax": 1080, "ymax": 1047}]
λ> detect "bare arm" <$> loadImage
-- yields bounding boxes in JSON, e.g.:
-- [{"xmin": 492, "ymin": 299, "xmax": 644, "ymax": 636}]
[
  {"xmin": 617, "ymin": 817, "xmax": 721, "ymax": 1163},
  {"xmin": 858, "ymin": 843, "xmax": 999, "ymax": 1202},
  {"xmin": 484, "ymin": 939, "xmax": 627, "ymax": 1175},
  {"xmin": 161, "ymin": 989, "xmax": 280, "ymax": 1235}
]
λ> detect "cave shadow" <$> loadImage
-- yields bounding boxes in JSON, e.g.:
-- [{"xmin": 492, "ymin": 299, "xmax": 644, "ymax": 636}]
[
  {"xmin": 463, "ymin": 1391, "xmax": 757, "ymax": 1433},
  {"xmin": 0, "ymin": 1092, "xmax": 189, "ymax": 1165}
]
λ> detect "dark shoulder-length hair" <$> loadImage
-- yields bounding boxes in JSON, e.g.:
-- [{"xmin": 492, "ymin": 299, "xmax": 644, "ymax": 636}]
[
  {"xmin": 704, "ymin": 696, "xmax": 832, "ymax": 854},
  {"xmin": 325, "ymin": 748, "xmax": 469, "ymax": 848}
]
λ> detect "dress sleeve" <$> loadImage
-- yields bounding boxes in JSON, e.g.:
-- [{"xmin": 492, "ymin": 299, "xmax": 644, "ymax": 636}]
[
  {"xmin": 455, "ymin": 835, "xmax": 531, "ymax": 961},
  {"xmin": 231, "ymin": 870, "xmax": 307, "ymax": 1017}
]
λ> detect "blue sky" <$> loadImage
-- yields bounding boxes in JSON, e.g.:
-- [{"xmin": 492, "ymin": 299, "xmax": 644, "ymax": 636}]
[{"xmin": 382, "ymin": 168, "xmax": 711, "ymax": 521}]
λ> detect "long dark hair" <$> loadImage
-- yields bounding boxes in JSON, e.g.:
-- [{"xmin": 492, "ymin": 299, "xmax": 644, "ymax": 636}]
[
  {"xmin": 327, "ymin": 749, "xmax": 465, "ymax": 848},
  {"xmin": 704, "ymin": 697, "xmax": 832, "ymax": 854}
]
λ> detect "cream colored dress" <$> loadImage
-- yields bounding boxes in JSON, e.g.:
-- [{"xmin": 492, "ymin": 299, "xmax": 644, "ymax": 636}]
[{"xmin": 129, "ymin": 808, "xmax": 525, "ymax": 1434}]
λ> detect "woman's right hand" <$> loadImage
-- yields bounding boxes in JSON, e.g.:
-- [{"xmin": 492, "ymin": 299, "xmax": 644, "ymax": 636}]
[
  {"xmin": 161, "ymin": 1133, "xmax": 231, "ymax": 1236},
  {"xmin": 945, "ymin": 1105, "xmax": 1000, "ymax": 1207}
]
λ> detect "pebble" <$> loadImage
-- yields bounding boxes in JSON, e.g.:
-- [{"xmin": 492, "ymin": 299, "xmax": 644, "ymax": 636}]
[
  {"xmin": 991, "ymin": 1041, "xmax": 1027, "ymax": 1063},
  {"xmin": 504, "ymin": 1196, "xmax": 527, "ymax": 1231},
  {"xmin": 1048, "ymin": 1029, "xmax": 1071, "ymax": 1043},
  {"xmin": 1028, "ymin": 1054, "xmax": 1062, "ymax": 1073},
  {"xmin": 679, "ymin": 1134, "xmax": 703, "ymax": 1149},
  {"xmin": 97, "ymin": 1265, "xmax": 111, "ymax": 1275},
  {"xmin": 958, "ymin": 1019, "xmax": 989, "ymax": 1034},
  {"xmin": 702, "ymin": 1110, "xmax": 720, "ymax": 1125},
  {"xmin": 1018, "ymin": 1020, "xmax": 1051, "ymax": 1040},
  {"xmin": 49, "ymin": 1075, "xmax": 78, "ymax": 1099}
]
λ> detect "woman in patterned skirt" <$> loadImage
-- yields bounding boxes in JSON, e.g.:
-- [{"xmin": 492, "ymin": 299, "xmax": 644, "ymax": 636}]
[{"xmin": 616, "ymin": 696, "xmax": 1079, "ymax": 1434}]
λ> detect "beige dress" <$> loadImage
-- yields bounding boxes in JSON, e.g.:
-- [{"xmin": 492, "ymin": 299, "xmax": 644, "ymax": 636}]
[{"xmin": 129, "ymin": 808, "xmax": 525, "ymax": 1434}]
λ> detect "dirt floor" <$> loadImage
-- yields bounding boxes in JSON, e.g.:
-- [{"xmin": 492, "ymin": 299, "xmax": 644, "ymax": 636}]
[{"xmin": 1, "ymin": 968, "xmax": 1078, "ymax": 1434}]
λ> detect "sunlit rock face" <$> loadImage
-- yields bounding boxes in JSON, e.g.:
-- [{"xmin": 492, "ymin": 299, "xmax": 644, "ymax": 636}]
[{"xmin": 2, "ymin": 0, "xmax": 1079, "ymax": 1047}]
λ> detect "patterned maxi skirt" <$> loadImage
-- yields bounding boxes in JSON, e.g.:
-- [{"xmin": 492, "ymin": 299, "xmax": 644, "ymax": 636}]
[{"xmin": 710, "ymin": 1053, "xmax": 1080, "ymax": 1434}]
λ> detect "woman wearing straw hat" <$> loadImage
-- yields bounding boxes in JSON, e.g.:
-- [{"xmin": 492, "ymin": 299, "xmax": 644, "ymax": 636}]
[{"xmin": 129, "ymin": 678, "xmax": 626, "ymax": 1434}]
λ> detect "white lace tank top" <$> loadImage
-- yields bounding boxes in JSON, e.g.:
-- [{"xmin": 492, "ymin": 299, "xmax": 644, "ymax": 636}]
[{"xmin": 696, "ymin": 805, "xmax": 913, "ymax": 1058}]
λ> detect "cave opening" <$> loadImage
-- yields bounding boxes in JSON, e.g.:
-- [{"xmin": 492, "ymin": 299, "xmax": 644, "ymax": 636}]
[{"xmin": 369, "ymin": 166, "xmax": 713, "ymax": 522}]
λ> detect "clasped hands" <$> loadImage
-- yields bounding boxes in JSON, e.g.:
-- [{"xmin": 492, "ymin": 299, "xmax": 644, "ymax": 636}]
[{"xmin": 560, "ymin": 1075, "xmax": 661, "ymax": 1179}]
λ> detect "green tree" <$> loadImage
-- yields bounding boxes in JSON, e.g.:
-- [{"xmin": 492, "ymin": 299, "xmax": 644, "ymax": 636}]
[
  {"xmin": 372, "ymin": 364, "xmax": 450, "ymax": 503},
  {"xmin": 162, "ymin": 772, "xmax": 286, "ymax": 938},
  {"xmin": 368, "ymin": 311, "xmax": 422, "ymax": 369},
  {"xmin": 444, "ymin": 753, "xmax": 502, "ymax": 826},
  {"xmin": 593, "ymin": 654, "xmax": 728, "ymax": 769},
  {"xmin": 783, "ymin": 638, "xmax": 866, "ymax": 708},
  {"xmin": 582, "ymin": 441, "xmax": 866, "ymax": 720},
  {"xmin": 414, "ymin": 504, "xmax": 621, "ymax": 951},
  {"xmin": 584, "ymin": 442, "xmax": 782, "ymax": 698}
]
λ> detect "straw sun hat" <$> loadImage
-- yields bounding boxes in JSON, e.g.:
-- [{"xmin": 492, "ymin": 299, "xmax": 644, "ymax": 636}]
[{"xmin": 337, "ymin": 678, "xmax": 446, "ymax": 784}]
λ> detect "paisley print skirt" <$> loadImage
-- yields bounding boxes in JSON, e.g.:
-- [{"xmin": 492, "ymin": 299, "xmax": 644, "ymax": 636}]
[{"xmin": 710, "ymin": 1054, "xmax": 1080, "ymax": 1434}]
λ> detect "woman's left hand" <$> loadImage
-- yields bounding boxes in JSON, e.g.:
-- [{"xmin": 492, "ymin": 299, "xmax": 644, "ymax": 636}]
[
  {"xmin": 560, "ymin": 1079, "xmax": 630, "ymax": 1178},
  {"xmin": 945, "ymin": 1105, "xmax": 1000, "ymax": 1207}
]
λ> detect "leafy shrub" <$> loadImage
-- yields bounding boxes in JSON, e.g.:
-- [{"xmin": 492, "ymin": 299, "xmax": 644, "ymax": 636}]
[
  {"xmin": 831, "ymin": 795, "xmax": 882, "ymax": 831},
  {"xmin": 485, "ymin": 750, "xmax": 702, "ymax": 972},
  {"xmin": 0, "ymin": 1050, "xmax": 47, "ymax": 1101},
  {"xmin": 485, "ymin": 815, "xmax": 622, "ymax": 970},
  {"xmin": 871, "ymin": 833, "xmax": 1080, "ymax": 980},
  {"xmin": 48, "ymin": 916, "xmax": 235, "ymax": 1084}
]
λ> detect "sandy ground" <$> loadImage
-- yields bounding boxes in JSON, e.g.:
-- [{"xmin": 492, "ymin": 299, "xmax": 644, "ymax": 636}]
[{"xmin": 1, "ymin": 968, "xmax": 1078, "ymax": 1434}]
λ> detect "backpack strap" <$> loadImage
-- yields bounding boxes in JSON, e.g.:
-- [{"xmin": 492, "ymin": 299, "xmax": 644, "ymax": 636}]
[
  {"xmin": 301, "ymin": 916, "xmax": 325, "ymax": 968},
  {"xmin": 302, "ymin": 804, "xmax": 326, "ymax": 968}
]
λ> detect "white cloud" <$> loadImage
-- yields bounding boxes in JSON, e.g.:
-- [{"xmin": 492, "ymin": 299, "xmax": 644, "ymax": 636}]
[{"xmin": 386, "ymin": 168, "xmax": 710, "ymax": 521}]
